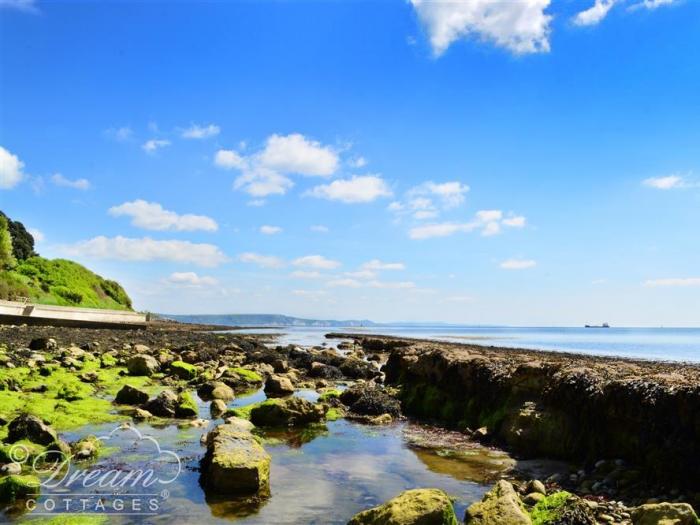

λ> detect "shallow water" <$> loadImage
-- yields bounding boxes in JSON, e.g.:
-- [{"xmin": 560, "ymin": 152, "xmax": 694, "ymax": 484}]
[
  {"xmin": 5, "ymin": 389, "xmax": 512, "ymax": 523},
  {"xmin": 235, "ymin": 325, "xmax": 700, "ymax": 362}
]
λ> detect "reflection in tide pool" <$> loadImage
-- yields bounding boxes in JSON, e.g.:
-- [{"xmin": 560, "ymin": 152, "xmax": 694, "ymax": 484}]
[{"xmin": 8, "ymin": 389, "xmax": 514, "ymax": 524}]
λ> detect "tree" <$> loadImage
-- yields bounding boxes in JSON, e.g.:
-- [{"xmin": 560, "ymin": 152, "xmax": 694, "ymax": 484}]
[
  {"xmin": 0, "ymin": 215, "xmax": 16, "ymax": 269},
  {"xmin": 0, "ymin": 211, "xmax": 36, "ymax": 260}
]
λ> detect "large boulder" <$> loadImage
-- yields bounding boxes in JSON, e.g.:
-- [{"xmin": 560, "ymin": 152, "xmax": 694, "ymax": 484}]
[
  {"xmin": 347, "ymin": 488, "xmax": 458, "ymax": 525},
  {"xmin": 115, "ymin": 384, "xmax": 150, "ymax": 405},
  {"xmin": 197, "ymin": 381, "xmax": 235, "ymax": 401},
  {"xmin": 169, "ymin": 360, "xmax": 198, "ymax": 380},
  {"xmin": 464, "ymin": 480, "xmax": 531, "ymax": 525},
  {"xmin": 250, "ymin": 397, "xmax": 326, "ymax": 427},
  {"xmin": 631, "ymin": 503, "xmax": 699, "ymax": 525},
  {"xmin": 340, "ymin": 384, "xmax": 401, "ymax": 417},
  {"xmin": 7, "ymin": 414, "xmax": 58, "ymax": 446},
  {"xmin": 145, "ymin": 390, "xmax": 179, "ymax": 418},
  {"xmin": 264, "ymin": 375, "xmax": 295, "ymax": 397},
  {"xmin": 200, "ymin": 423, "xmax": 270, "ymax": 495},
  {"xmin": 127, "ymin": 354, "xmax": 160, "ymax": 376}
]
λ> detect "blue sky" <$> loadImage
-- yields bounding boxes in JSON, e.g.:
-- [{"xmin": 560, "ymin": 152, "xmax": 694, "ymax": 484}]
[{"xmin": 1, "ymin": 0, "xmax": 699, "ymax": 325}]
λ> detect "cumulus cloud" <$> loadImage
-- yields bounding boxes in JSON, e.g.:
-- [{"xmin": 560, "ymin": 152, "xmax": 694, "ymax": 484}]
[
  {"xmin": 181, "ymin": 123, "xmax": 220, "ymax": 139},
  {"xmin": 630, "ymin": 0, "xmax": 677, "ymax": 9},
  {"xmin": 142, "ymin": 139, "xmax": 171, "ymax": 153},
  {"xmin": 0, "ymin": 146, "xmax": 25, "ymax": 189},
  {"xmin": 643, "ymin": 174, "xmax": 693, "ymax": 190},
  {"xmin": 644, "ymin": 277, "xmax": 700, "ymax": 287},
  {"xmin": 63, "ymin": 236, "xmax": 228, "ymax": 267},
  {"xmin": 109, "ymin": 200, "xmax": 218, "ymax": 232},
  {"xmin": 573, "ymin": 0, "xmax": 617, "ymax": 26},
  {"xmin": 327, "ymin": 278, "xmax": 363, "ymax": 288},
  {"xmin": 51, "ymin": 173, "xmax": 91, "ymax": 190},
  {"xmin": 500, "ymin": 258, "xmax": 537, "ymax": 270},
  {"xmin": 215, "ymin": 133, "xmax": 341, "ymax": 197},
  {"xmin": 293, "ymin": 255, "xmax": 341, "ymax": 270},
  {"xmin": 410, "ymin": 0, "xmax": 552, "ymax": 56},
  {"xmin": 409, "ymin": 209, "xmax": 525, "ymax": 239},
  {"xmin": 259, "ymin": 225, "xmax": 282, "ymax": 235},
  {"xmin": 306, "ymin": 175, "xmax": 392, "ymax": 203},
  {"xmin": 391, "ymin": 180, "xmax": 469, "ymax": 220},
  {"xmin": 361, "ymin": 259, "xmax": 405, "ymax": 271},
  {"xmin": 166, "ymin": 272, "xmax": 218, "ymax": 286},
  {"xmin": 238, "ymin": 252, "xmax": 285, "ymax": 269}
]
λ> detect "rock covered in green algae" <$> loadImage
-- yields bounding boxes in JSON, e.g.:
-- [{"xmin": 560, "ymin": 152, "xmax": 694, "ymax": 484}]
[
  {"xmin": 201, "ymin": 422, "xmax": 270, "ymax": 495},
  {"xmin": 250, "ymin": 397, "xmax": 327, "ymax": 427},
  {"xmin": 144, "ymin": 389, "xmax": 179, "ymax": 417},
  {"xmin": 465, "ymin": 480, "xmax": 532, "ymax": 525},
  {"xmin": 169, "ymin": 360, "xmax": 198, "ymax": 380},
  {"xmin": 631, "ymin": 502, "xmax": 699, "ymax": 525},
  {"xmin": 528, "ymin": 491, "xmax": 595, "ymax": 525},
  {"xmin": 126, "ymin": 354, "xmax": 160, "ymax": 376},
  {"xmin": 197, "ymin": 380, "xmax": 235, "ymax": 401},
  {"xmin": 71, "ymin": 434, "xmax": 102, "ymax": 459},
  {"xmin": 175, "ymin": 391, "xmax": 199, "ymax": 418},
  {"xmin": 114, "ymin": 384, "xmax": 149, "ymax": 405},
  {"xmin": 7, "ymin": 414, "xmax": 58, "ymax": 446},
  {"xmin": 0, "ymin": 474, "xmax": 40, "ymax": 503},
  {"xmin": 347, "ymin": 488, "xmax": 458, "ymax": 525}
]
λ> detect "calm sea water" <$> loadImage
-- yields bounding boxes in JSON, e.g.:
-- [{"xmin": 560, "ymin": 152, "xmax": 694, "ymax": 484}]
[{"xmin": 237, "ymin": 325, "xmax": 700, "ymax": 363}]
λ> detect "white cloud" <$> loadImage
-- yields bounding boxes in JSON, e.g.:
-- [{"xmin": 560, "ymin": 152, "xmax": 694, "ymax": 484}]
[
  {"xmin": 238, "ymin": 252, "xmax": 285, "ymax": 269},
  {"xmin": 361, "ymin": 259, "xmax": 405, "ymax": 271},
  {"xmin": 368, "ymin": 280, "xmax": 416, "ymax": 289},
  {"xmin": 642, "ymin": 174, "xmax": 690, "ymax": 190},
  {"xmin": 27, "ymin": 228, "xmax": 44, "ymax": 242},
  {"xmin": 414, "ymin": 210, "xmax": 439, "ymax": 220},
  {"xmin": 500, "ymin": 258, "xmax": 537, "ymax": 270},
  {"xmin": 310, "ymin": 225, "xmax": 329, "ymax": 233},
  {"xmin": 418, "ymin": 181, "xmax": 470, "ymax": 208},
  {"xmin": 233, "ymin": 167, "xmax": 293, "ymax": 197},
  {"xmin": 631, "ymin": 0, "xmax": 677, "ymax": 9},
  {"xmin": 181, "ymin": 123, "xmax": 220, "ymax": 139},
  {"xmin": 258, "ymin": 133, "xmax": 338, "ymax": 176},
  {"xmin": 345, "ymin": 270, "xmax": 378, "ymax": 280},
  {"xmin": 327, "ymin": 278, "xmax": 363, "ymax": 288},
  {"xmin": 290, "ymin": 270, "xmax": 324, "ymax": 279},
  {"xmin": 109, "ymin": 200, "xmax": 218, "ymax": 232},
  {"xmin": 293, "ymin": 255, "xmax": 341, "ymax": 270},
  {"xmin": 573, "ymin": 0, "xmax": 617, "ymax": 26},
  {"xmin": 348, "ymin": 156, "xmax": 367, "ymax": 168},
  {"xmin": 63, "ymin": 236, "xmax": 227, "ymax": 267},
  {"xmin": 391, "ymin": 181, "xmax": 470, "ymax": 220},
  {"xmin": 410, "ymin": 0, "xmax": 552, "ymax": 56},
  {"xmin": 327, "ymin": 278, "xmax": 415, "ymax": 289},
  {"xmin": 0, "ymin": 146, "xmax": 25, "ymax": 189},
  {"xmin": 105, "ymin": 126, "xmax": 133, "ymax": 142},
  {"xmin": 142, "ymin": 139, "xmax": 171, "ymax": 153},
  {"xmin": 409, "ymin": 209, "xmax": 523, "ymax": 239},
  {"xmin": 644, "ymin": 277, "xmax": 700, "ymax": 287},
  {"xmin": 259, "ymin": 225, "xmax": 282, "ymax": 235},
  {"xmin": 0, "ymin": 0, "xmax": 38, "ymax": 13},
  {"xmin": 166, "ymin": 272, "xmax": 218, "ymax": 286},
  {"xmin": 307, "ymin": 175, "xmax": 392, "ymax": 203},
  {"xmin": 51, "ymin": 173, "xmax": 91, "ymax": 190},
  {"xmin": 215, "ymin": 149, "xmax": 247, "ymax": 170}
]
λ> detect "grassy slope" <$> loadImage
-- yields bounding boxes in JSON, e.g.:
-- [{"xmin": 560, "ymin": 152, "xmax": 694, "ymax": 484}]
[{"xmin": 0, "ymin": 256, "xmax": 132, "ymax": 311}]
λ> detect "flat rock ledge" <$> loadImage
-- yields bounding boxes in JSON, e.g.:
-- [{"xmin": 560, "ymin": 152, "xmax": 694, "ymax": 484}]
[{"xmin": 200, "ymin": 420, "xmax": 270, "ymax": 495}]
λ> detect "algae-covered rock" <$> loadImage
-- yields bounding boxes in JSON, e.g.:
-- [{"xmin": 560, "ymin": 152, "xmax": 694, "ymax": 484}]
[
  {"xmin": 7, "ymin": 414, "xmax": 59, "ymax": 446},
  {"xmin": 170, "ymin": 360, "xmax": 198, "ymax": 380},
  {"xmin": 175, "ymin": 392, "xmax": 199, "ymax": 418},
  {"xmin": 631, "ymin": 502, "xmax": 699, "ymax": 525},
  {"xmin": 71, "ymin": 435, "xmax": 102, "ymax": 459},
  {"xmin": 0, "ymin": 474, "xmax": 40, "ymax": 503},
  {"xmin": 347, "ymin": 488, "xmax": 458, "ymax": 525},
  {"xmin": 340, "ymin": 384, "xmax": 401, "ymax": 417},
  {"xmin": 528, "ymin": 491, "xmax": 595, "ymax": 525},
  {"xmin": 264, "ymin": 374, "xmax": 295, "ymax": 397},
  {"xmin": 197, "ymin": 381, "xmax": 235, "ymax": 401},
  {"xmin": 127, "ymin": 354, "xmax": 160, "ymax": 376},
  {"xmin": 210, "ymin": 399, "xmax": 227, "ymax": 418},
  {"xmin": 145, "ymin": 390, "xmax": 179, "ymax": 418},
  {"xmin": 114, "ymin": 384, "xmax": 150, "ymax": 405},
  {"xmin": 250, "ymin": 397, "xmax": 327, "ymax": 427},
  {"xmin": 465, "ymin": 480, "xmax": 532, "ymax": 525},
  {"xmin": 200, "ymin": 422, "xmax": 270, "ymax": 495}
]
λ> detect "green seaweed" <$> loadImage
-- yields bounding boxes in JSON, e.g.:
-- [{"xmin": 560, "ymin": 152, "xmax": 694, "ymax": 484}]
[{"xmin": 529, "ymin": 491, "xmax": 572, "ymax": 525}]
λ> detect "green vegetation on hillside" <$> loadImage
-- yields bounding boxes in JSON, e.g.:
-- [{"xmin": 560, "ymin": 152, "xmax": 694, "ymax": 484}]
[{"xmin": 0, "ymin": 211, "xmax": 132, "ymax": 310}]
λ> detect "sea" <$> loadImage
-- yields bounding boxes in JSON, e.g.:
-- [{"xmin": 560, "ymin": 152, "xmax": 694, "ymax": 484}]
[{"xmin": 234, "ymin": 325, "xmax": 700, "ymax": 363}]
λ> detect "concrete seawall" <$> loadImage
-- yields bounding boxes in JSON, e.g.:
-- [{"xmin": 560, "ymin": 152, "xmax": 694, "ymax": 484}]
[{"xmin": 0, "ymin": 299, "xmax": 146, "ymax": 329}]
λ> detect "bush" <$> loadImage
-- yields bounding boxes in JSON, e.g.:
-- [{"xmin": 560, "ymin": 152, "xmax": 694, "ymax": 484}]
[
  {"xmin": 0, "ymin": 272, "xmax": 30, "ymax": 301},
  {"xmin": 0, "ymin": 210, "xmax": 36, "ymax": 261},
  {"xmin": 52, "ymin": 286, "xmax": 83, "ymax": 304}
]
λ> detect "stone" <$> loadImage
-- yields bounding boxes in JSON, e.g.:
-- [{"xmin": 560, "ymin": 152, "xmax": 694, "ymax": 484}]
[
  {"xmin": 7, "ymin": 414, "xmax": 58, "ymax": 446},
  {"xmin": 223, "ymin": 416, "xmax": 255, "ymax": 432},
  {"xmin": 175, "ymin": 392, "xmax": 199, "ymax": 418},
  {"xmin": 145, "ymin": 390, "xmax": 179, "ymax": 418},
  {"xmin": 198, "ymin": 381, "xmax": 235, "ymax": 401},
  {"xmin": 170, "ymin": 360, "xmax": 198, "ymax": 380},
  {"xmin": 0, "ymin": 475, "xmax": 40, "ymax": 503},
  {"xmin": 71, "ymin": 435, "xmax": 101, "ymax": 459},
  {"xmin": 631, "ymin": 502, "xmax": 699, "ymax": 525},
  {"xmin": 272, "ymin": 359, "xmax": 288, "ymax": 373},
  {"xmin": 132, "ymin": 408, "xmax": 152, "ymax": 421},
  {"xmin": 200, "ymin": 423, "xmax": 270, "ymax": 495},
  {"xmin": 0, "ymin": 463, "xmax": 21, "ymax": 475},
  {"xmin": 250, "ymin": 397, "xmax": 327, "ymax": 427},
  {"xmin": 264, "ymin": 375, "xmax": 295, "ymax": 397},
  {"xmin": 526, "ymin": 479, "xmax": 546, "ymax": 495},
  {"xmin": 523, "ymin": 493, "xmax": 545, "ymax": 505},
  {"xmin": 127, "ymin": 354, "xmax": 160, "ymax": 376},
  {"xmin": 347, "ymin": 488, "xmax": 458, "ymax": 525},
  {"xmin": 210, "ymin": 399, "xmax": 227, "ymax": 418},
  {"xmin": 367, "ymin": 414, "xmax": 393, "ymax": 425},
  {"xmin": 464, "ymin": 480, "xmax": 531, "ymax": 525},
  {"xmin": 115, "ymin": 384, "xmax": 150, "ymax": 405},
  {"xmin": 340, "ymin": 384, "xmax": 401, "ymax": 417},
  {"xmin": 28, "ymin": 337, "xmax": 57, "ymax": 351}
]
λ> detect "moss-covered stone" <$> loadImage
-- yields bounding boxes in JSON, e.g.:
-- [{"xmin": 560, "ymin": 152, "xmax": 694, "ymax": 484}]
[
  {"xmin": 249, "ymin": 397, "xmax": 326, "ymax": 427},
  {"xmin": 528, "ymin": 491, "xmax": 571, "ymax": 525},
  {"xmin": 631, "ymin": 502, "xmax": 699, "ymax": 525},
  {"xmin": 348, "ymin": 488, "xmax": 458, "ymax": 525},
  {"xmin": 175, "ymin": 391, "xmax": 199, "ymax": 418},
  {"xmin": 71, "ymin": 434, "xmax": 102, "ymax": 459},
  {"xmin": 0, "ymin": 474, "xmax": 40, "ymax": 503},
  {"xmin": 170, "ymin": 360, "xmax": 198, "ymax": 380},
  {"xmin": 465, "ymin": 480, "xmax": 532, "ymax": 525}
]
